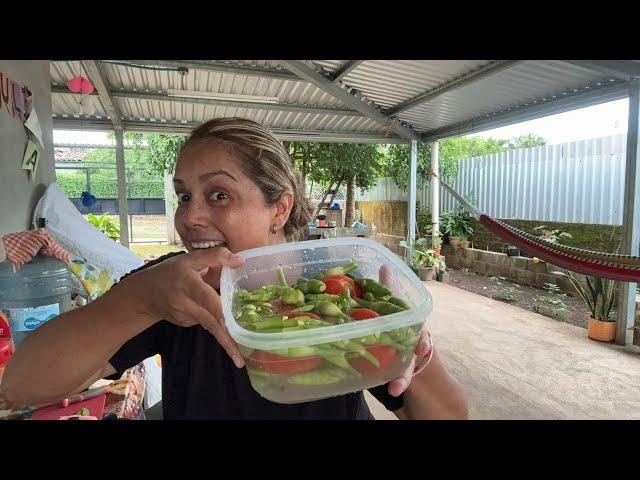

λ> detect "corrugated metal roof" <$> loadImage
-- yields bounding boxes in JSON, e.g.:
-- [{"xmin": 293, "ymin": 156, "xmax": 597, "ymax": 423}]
[
  {"xmin": 396, "ymin": 60, "xmax": 620, "ymax": 133},
  {"xmin": 50, "ymin": 60, "xmax": 637, "ymax": 143}
]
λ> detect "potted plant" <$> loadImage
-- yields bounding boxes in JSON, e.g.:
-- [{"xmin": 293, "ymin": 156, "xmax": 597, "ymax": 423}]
[
  {"xmin": 399, "ymin": 237, "xmax": 445, "ymax": 281},
  {"xmin": 430, "ymin": 234, "xmax": 442, "ymax": 256},
  {"xmin": 458, "ymin": 234, "xmax": 470, "ymax": 248},
  {"xmin": 555, "ymin": 271, "xmax": 616, "ymax": 341},
  {"xmin": 440, "ymin": 207, "xmax": 473, "ymax": 248},
  {"xmin": 506, "ymin": 245, "xmax": 520, "ymax": 257},
  {"xmin": 414, "ymin": 249, "xmax": 445, "ymax": 281}
]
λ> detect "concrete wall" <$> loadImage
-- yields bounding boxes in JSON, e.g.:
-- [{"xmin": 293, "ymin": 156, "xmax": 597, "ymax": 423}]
[
  {"xmin": 356, "ymin": 199, "xmax": 622, "ymax": 255},
  {"xmin": 0, "ymin": 61, "xmax": 54, "ymax": 259},
  {"xmin": 443, "ymin": 245, "xmax": 585, "ymax": 293}
]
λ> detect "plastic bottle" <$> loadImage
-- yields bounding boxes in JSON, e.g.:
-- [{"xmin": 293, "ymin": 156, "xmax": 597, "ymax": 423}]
[{"xmin": 0, "ymin": 254, "xmax": 72, "ymax": 350}]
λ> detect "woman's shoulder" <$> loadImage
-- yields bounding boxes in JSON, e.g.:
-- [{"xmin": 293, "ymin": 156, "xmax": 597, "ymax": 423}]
[{"xmin": 122, "ymin": 250, "xmax": 186, "ymax": 279}]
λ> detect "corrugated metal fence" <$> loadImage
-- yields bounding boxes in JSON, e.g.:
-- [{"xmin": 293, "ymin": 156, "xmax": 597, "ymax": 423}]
[{"xmin": 356, "ymin": 134, "xmax": 627, "ymax": 226}]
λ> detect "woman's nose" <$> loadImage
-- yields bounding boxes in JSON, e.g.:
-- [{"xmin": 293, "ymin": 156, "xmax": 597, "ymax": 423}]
[{"xmin": 182, "ymin": 199, "xmax": 210, "ymax": 228}]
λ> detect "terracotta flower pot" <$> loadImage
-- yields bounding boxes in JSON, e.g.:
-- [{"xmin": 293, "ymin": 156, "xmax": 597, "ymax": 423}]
[
  {"xmin": 587, "ymin": 317, "xmax": 616, "ymax": 342},
  {"xmin": 417, "ymin": 266, "xmax": 436, "ymax": 281},
  {"xmin": 449, "ymin": 236, "xmax": 460, "ymax": 248},
  {"xmin": 460, "ymin": 242, "xmax": 470, "ymax": 248},
  {"xmin": 433, "ymin": 247, "xmax": 441, "ymax": 256}
]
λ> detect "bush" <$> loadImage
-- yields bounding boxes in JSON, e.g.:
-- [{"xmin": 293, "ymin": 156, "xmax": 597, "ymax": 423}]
[{"xmin": 56, "ymin": 172, "xmax": 164, "ymax": 198}]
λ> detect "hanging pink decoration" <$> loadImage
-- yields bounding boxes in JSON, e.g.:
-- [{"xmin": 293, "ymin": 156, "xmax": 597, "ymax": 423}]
[{"xmin": 67, "ymin": 76, "xmax": 94, "ymax": 95}]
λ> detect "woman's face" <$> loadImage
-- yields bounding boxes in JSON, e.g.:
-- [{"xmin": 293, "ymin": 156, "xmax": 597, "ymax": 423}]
[{"xmin": 174, "ymin": 140, "xmax": 289, "ymax": 257}]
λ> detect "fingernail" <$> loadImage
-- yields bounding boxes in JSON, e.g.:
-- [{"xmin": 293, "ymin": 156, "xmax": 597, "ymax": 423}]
[{"xmin": 232, "ymin": 355, "xmax": 245, "ymax": 368}]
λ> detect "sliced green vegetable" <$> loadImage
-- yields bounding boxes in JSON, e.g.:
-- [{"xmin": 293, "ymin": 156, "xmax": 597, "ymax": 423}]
[{"xmin": 287, "ymin": 367, "xmax": 348, "ymax": 385}]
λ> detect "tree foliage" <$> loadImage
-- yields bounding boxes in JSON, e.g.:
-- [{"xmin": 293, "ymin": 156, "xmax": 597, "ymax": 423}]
[{"xmin": 382, "ymin": 134, "xmax": 546, "ymax": 190}]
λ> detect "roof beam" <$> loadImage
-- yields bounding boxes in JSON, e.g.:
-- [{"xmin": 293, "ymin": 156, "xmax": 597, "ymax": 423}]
[
  {"xmin": 561, "ymin": 60, "xmax": 640, "ymax": 80},
  {"xmin": 385, "ymin": 60, "xmax": 523, "ymax": 116},
  {"xmin": 421, "ymin": 81, "xmax": 629, "ymax": 142},
  {"xmin": 51, "ymin": 85, "xmax": 363, "ymax": 117},
  {"xmin": 126, "ymin": 60, "xmax": 299, "ymax": 81},
  {"xmin": 52, "ymin": 117, "xmax": 403, "ymax": 144},
  {"xmin": 279, "ymin": 60, "xmax": 418, "ymax": 142},
  {"xmin": 332, "ymin": 60, "xmax": 363, "ymax": 82},
  {"xmin": 80, "ymin": 60, "xmax": 123, "ymax": 130}
]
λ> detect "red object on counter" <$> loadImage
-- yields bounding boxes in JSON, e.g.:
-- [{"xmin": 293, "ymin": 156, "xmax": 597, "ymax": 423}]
[
  {"xmin": 30, "ymin": 394, "xmax": 107, "ymax": 420},
  {"xmin": 0, "ymin": 311, "xmax": 10, "ymax": 338},
  {"xmin": 0, "ymin": 338, "xmax": 12, "ymax": 368}
]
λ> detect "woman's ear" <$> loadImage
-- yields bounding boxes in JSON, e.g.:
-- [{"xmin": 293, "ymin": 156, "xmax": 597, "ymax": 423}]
[{"xmin": 274, "ymin": 191, "xmax": 294, "ymax": 229}]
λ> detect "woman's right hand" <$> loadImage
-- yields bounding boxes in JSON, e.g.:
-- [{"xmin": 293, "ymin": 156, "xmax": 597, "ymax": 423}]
[{"xmin": 123, "ymin": 248, "xmax": 246, "ymax": 368}]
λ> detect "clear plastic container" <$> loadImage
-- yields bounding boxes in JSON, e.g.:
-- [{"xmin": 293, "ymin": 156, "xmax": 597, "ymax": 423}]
[{"xmin": 221, "ymin": 237, "xmax": 432, "ymax": 404}]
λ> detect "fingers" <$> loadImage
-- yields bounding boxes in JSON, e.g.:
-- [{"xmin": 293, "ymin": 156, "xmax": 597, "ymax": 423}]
[
  {"xmin": 188, "ymin": 247, "xmax": 245, "ymax": 271},
  {"xmin": 181, "ymin": 275, "xmax": 244, "ymax": 368},
  {"xmin": 190, "ymin": 303, "xmax": 244, "ymax": 368},
  {"xmin": 414, "ymin": 329, "xmax": 429, "ymax": 358},
  {"xmin": 190, "ymin": 278, "xmax": 225, "ymax": 329},
  {"xmin": 379, "ymin": 264, "xmax": 392, "ymax": 287},
  {"xmin": 387, "ymin": 354, "xmax": 417, "ymax": 397}
]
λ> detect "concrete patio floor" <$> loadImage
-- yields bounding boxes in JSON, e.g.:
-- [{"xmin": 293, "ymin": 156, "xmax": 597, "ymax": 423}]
[{"xmin": 366, "ymin": 282, "xmax": 640, "ymax": 420}]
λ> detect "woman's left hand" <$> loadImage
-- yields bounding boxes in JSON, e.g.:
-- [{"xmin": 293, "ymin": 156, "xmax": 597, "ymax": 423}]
[
  {"xmin": 378, "ymin": 264, "xmax": 432, "ymax": 397},
  {"xmin": 387, "ymin": 329, "xmax": 432, "ymax": 397}
]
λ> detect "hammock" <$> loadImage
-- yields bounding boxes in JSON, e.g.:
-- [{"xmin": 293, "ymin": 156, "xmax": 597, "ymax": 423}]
[{"xmin": 438, "ymin": 179, "xmax": 640, "ymax": 283}]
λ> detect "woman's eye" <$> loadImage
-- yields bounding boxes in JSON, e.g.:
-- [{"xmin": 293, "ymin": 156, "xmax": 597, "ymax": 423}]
[
  {"xmin": 177, "ymin": 193, "xmax": 190, "ymax": 203},
  {"xmin": 209, "ymin": 191, "xmax": 229, "ymax": 201}
]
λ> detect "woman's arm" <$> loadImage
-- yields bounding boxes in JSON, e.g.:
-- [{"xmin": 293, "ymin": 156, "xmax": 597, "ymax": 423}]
[
  {"xmin": 0, "ymin": 280, "xmax": 156, "ymax": 408},
  {"xmin": 0, "ymin": 247, "xmax": 246, "ymax": 410},
  {"xmin": 394, "ymin": 348, "xmax": 469, "ymax": 420}
]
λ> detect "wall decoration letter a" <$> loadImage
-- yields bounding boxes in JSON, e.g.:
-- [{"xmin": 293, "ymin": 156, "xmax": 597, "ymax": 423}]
[{"xmin": 0, "ymin": 73, "xmax": 12, "ymax": 116}]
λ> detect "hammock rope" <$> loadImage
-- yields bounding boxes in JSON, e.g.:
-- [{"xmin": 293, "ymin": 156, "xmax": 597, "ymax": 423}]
[{"xmin": 438, "ymin": 178, "xmax": 640, "ymax": 282}]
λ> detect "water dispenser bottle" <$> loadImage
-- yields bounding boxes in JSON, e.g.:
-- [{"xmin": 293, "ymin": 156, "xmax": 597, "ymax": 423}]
[{"xmin": 0, "ymin": 253, "xmax": 72, "ymax": 350}]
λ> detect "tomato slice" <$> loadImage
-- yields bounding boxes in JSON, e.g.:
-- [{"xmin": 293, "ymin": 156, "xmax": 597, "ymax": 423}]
[
  {"xmin": 270, "ymin": 300, "xmax": 297, "ymax": 315},
  {"xmin": 246, "ymin": 350, "xmax": 322, "ymax": 375},
  {"xmin": 323, "ymin": 274, "xmax": 354, "ymax": 285},
  {"xmin": 348, "ymin": 308, "xmax": 379, "ymax": 320},
  {"xmin": 324, "ymin": 277, "xmax": 363, "ymax": 298},
  {"xmin": 348, "ymin": 345, "xmax": 397, "ymax": 376}
]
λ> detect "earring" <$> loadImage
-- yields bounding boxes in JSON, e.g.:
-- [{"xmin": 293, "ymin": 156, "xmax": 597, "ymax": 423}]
[{"xmin": 271, "ymin": 224, "xmax": 277, "ymax": 234}]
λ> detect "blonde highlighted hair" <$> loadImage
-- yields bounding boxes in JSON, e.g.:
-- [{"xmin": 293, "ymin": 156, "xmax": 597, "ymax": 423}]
[{"xmin": 180, "ymin": 117, "xmax": 312, "ymax": 241}]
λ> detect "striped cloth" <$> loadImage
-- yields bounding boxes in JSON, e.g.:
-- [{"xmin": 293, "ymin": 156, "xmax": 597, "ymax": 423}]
[{"xmin": 2, "ymin": 230, "xmax": 70, "ymax": 271}]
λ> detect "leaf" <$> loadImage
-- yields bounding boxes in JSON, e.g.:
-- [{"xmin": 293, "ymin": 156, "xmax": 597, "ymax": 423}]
[{"xmin": 97, "ymin": 269, "xmax": 114, "ymax": 293}]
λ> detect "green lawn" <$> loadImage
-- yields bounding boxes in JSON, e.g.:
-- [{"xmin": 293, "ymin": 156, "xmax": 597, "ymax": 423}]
[
  {"xmin": 85, "ymin": 214, "xmax": 172, "ymax": 242},
  {"xmin": 129, "ymin": 243, "xmax": 184, "ymax": 259}
]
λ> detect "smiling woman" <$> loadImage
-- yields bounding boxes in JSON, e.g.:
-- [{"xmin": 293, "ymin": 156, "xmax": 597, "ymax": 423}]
[{"xmin": 1, "ymin": 118, "xmax": 468, "ymax": 420}]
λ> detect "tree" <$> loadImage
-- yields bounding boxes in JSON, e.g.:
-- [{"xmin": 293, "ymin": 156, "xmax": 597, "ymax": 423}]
[
  {"xmin": 303, "ymin": 143, "xmax": 384, "ymax": 224},
  {"xmin": 85, "ymin": 132, "xmax": 158, "ymax": 180},
  {"xmin": 145, "ymin": 134, "xmax": 187, "ymax": 175},
  {"xmin": 284, "ymin": 141, "xmax": 322, "ymax": 192},
  {"xmin": 382, "ymin": 134, "xmax": 547, "ymax": 191}
]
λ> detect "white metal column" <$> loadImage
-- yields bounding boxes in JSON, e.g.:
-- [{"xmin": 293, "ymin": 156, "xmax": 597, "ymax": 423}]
[
  {"xmin": 616, "ymin": 77, "xmax": 640, "ymax": 345},
  {"xmin": 114, "ymin": 129, "xmax": 130, "ymax": 248},
  {"xmin": 431, "ymin": 140, "xmax": 440, "ymax": 236},
  {"xmin": 407, "ymin": 140, "xmax": 418, "ymax": 264},
  {"xmin": 163, "ymin": 170, "xmax": 176, "ymax": 245}
]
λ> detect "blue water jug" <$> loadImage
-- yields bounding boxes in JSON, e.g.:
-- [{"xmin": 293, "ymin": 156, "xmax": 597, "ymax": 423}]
[{"xmin": 0, "ymin": 254, "xmax": 72, "ymax": 350}]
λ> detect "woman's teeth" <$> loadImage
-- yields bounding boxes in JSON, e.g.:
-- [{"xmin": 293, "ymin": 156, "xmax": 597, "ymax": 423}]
[{"xmin": 191, "ymin": 241, "xmax": 226, "ymax": 249}]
